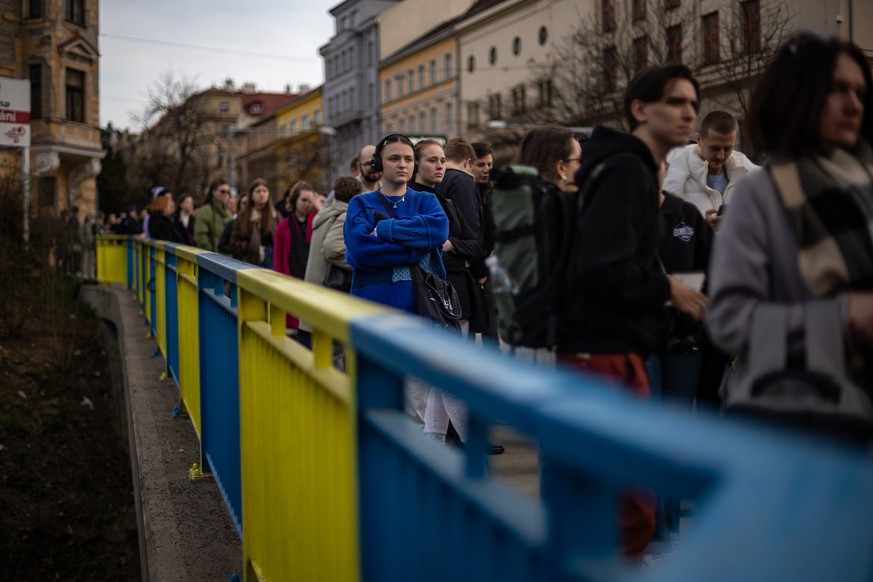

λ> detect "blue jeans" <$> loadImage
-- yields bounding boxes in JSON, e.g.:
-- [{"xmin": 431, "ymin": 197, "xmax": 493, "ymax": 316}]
[{"xmin": 646, "ymin": 350, "xmax": 702, "ymax": 536}]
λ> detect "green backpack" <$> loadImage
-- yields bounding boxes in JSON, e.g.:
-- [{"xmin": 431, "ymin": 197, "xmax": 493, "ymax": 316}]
[{"xmin": 488, "ymin": 166, "xmax": 577, "ymax": 348}]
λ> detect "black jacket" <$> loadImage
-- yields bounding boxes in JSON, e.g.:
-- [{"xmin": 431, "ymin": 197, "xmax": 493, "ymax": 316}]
[
  {"xmin": 559, "ymin": 125, "xmax": 671, "ymax": 355},
  {"xmin": 657, "ymin": 191, "xmax": 712, "ymax": 343},
  {"xmin": 148, "ymin": 213, "xmax": 182, "ymax": 243}
]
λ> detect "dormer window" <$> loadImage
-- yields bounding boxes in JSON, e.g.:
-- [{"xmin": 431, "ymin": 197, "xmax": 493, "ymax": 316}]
[{"xmin": 250, "ymin": 102, "xmax": 263, "ymax": 114}]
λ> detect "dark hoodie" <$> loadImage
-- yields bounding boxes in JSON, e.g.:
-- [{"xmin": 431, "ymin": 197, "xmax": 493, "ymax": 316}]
[{"xmin": 558, "ymin": 125, "xmax": 671, "ymax": 355}]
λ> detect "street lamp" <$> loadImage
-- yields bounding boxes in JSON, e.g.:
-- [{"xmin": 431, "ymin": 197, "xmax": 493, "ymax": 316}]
[{"xmin": 486, "ymin": 120, "xmax": 593, "ymax": 137}]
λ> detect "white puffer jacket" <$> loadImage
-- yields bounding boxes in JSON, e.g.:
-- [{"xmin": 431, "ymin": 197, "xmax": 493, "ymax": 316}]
[{"xmin": 665, "ymin": 144, "xmax": 759, "ymax": 216}]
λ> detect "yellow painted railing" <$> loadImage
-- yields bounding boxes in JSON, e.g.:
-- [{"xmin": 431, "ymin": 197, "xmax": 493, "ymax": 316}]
[
  {"xmin": 95, "ymin": 235, "xmax": 128, "ymax": 284},
  {"xmin": 236, "ymin": 269, "xmax": 386, "ymax": 582},
  {"xmin": 175, "ymin": 246, "xmax": 206, "ymax": 436}
]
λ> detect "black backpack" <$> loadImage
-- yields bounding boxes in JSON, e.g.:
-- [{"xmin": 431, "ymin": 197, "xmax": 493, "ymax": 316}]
[{"xmin": 489, "ymin": 166, "xmax": 577, "ymax": 348}]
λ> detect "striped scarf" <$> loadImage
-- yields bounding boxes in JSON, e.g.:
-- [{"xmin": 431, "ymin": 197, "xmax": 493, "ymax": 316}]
[{"xmin": 769, "ymin": 141, "xmax": 873, "ymax": 297}]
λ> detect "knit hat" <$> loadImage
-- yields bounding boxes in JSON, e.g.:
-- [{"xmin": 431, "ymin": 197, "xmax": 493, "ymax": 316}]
[{"xmin": 151, "ymin": 186, "xmax": 170, "ymax": 199}]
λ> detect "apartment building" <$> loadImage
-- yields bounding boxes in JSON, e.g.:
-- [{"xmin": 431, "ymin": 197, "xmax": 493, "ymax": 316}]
[
  {"xmin": 273, "ymin": 86, "xmax": 330, "ymax": 194},
  {"xmin": 0, "ymin": 0, "xmax": 103, "ymax": 218},
  {"xmin": 320, "ymin": 0, "xmax": 402, "ymax": 183}
]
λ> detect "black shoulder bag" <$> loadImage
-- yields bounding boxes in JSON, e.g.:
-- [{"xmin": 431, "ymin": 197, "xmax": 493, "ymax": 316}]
[{"xmin": 375, "ymin": 193, "xmax": 462, "ymax": 332}]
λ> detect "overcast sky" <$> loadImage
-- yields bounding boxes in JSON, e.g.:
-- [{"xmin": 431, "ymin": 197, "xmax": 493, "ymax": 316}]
[{"xmin": 99, "ymin": 0, "xmax": 338, "ymax": 131}]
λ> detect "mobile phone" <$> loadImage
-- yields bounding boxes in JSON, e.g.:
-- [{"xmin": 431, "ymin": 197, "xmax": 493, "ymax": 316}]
[{"xmin": 717, "ymin": 204, "xmax": 729, "ymax": 216}]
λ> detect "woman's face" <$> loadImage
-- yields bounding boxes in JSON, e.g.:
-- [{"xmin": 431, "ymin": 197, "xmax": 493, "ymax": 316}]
[
  {"xmin": 163, "ymin": 193, "xmax": 175, "ymax": 216},
  {"xmin": 180, "ymin": 196, "xmax": 194, "ymax": 214},
  {"xmin": 381, "ymin": 142, "xmax": 415, "ymax": 186},
  {"xmin": 251, "ymin": 185, "xmax": 270, "ymax": 209},
  {"xmin": 820, "ymin": 52, "xmax": 867, "ymax": 150},
  {"xmin": 557, "ymin": 138, "xmax": 582, "ymax": 192},
  {"xmin": 472, "ymin": 154, "xmax": 493, "ymax": 184},
  {"xmin": 417, "ymin": 144, "xmax": 446, "ymax": 187},
  {"xmin": 296, "ymin": 189, "xmax": 316, "ymax": 216}
]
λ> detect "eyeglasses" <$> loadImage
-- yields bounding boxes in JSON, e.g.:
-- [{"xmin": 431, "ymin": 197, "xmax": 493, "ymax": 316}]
[{"xmin": 218, "ymin": 189, "xmax": 231, "ymax": 194}]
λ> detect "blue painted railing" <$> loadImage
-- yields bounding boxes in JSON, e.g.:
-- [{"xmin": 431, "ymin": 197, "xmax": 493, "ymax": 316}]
[
  {"xmin": 351, "ymin": 313, "xmax": 873, "ymax": 582},
  {"xmin": 196, "ymin": 253, "xmax": 249, "ymax": 536},
  {"xmin": 164, "ymin": 249, "xmax": 180, "ymax": 384},
  {"xmin": 104, "ymin": 235, "xmax": 873, "ymax": 581}
]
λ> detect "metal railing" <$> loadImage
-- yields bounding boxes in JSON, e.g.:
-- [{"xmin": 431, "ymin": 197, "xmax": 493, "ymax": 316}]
[{"xmin": 97, "ymin": 235, "xmax": 873, "ymax": 582}]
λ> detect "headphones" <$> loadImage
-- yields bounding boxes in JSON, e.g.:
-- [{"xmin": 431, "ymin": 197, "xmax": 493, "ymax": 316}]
[{"xmin": 371, "ymin": 133, "xmax": 419, "ymax": 174}]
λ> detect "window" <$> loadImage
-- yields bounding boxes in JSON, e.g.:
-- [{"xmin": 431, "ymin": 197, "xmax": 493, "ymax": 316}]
[
  {"xmin": 399, "ymin": 118, "xmax": 405, "ymax": 132},
  {"xmin": 66, "ymin": 0, "xmax": 85, "ymax": 26},
  {"xmin": 314, "ymin": 108, "xmax": 322, "ymax": 125},
  {"xmin": 512, "ymin": 37, "xmax": 522, "ymax": 56},
  {"xmin": 445, "ymin": 102, "xmax": 453, "ymax": 130},
  {"xmin": 444, "ymin": 53, "xmax": 452, "ymax": 79},
  {"xmin": 665, "ymin": 0, "xmax": 680, "ymax": 8},
  {"xmin": 65, "ymin": 68, "xmax": 85, "ymax": 122},
  {"xmin": 488, "ymin": 93, "xmax": 502, "ymax": 119},
  {"xmin": 430, "ymin": 59, "xmax": 437, "ymax": 84},
  {"xmin": 603, "ymin": 47, "xmax": 618, "ymax": 92},
  {"xmin": 396, "ymin": 74, "xmax": 405, "ymax": 96},
  {"xmin": 279, "ymin": 124, "xmax": 286, "ymax": 139},
  {"xmin": 633, "ymin": 36, "xmax": 648, "ymax": 74},
  {"xmin": 27, "ymin": 0, "xmax": 43, "ymax": 19},
  {"xmin": 418, "ymin": 65, "xmax": 425, "ymax": 90},
  {"xmin": 430, "ymin": 106, "xmax": 437, "ymax": 132},
  {"xmin": 467, "ymin": 101, "xmax": 480, "ymax": 128},
  {"xmin": 538, "ymin": 26, "xmax": 548, "ymax": 45},
  {"xmin": 489, "ymin": 47, "xmax": 497, "ymax": 65},
  {"xmin": 602, "ymin": 0, "xmax": 616, "ymax": 33},
  {"xmin": 702, "ymin": 12, "xmax": 720, "ymax": 65},
  {"xmin": 511, "ymin": 85, "xmax": 526, "ymax": 115},
  {"xmin": 350, "ymin": 87, "xmax": 356, "ymax": 110},
  {"xmin": 291, "ymin": 119, "xmax": 298, "ymax": 135},
  {"xmin": 632, "ymin": 0, "xmax": 646, "ymax": 21},
  {"xmin": 29, "ymin": 64, "xmax": 42, "ymax": 119},
  {"xmin": 368, "ymin": 41, "xmax": 374, "ymax": 66},
  {"xmin": 368, "ymin": 82, "xmax": 374, "ymax": 108},
  {"xmin": 667, "ymin": 24, "xmax": 682, "ymax": 63},
  {"xmin": 409, "ymin": 115, "xmax": 416, "ymax": 132},
  {"xmin": 742, "ymin": 0, "xmax": 761, "ymax": 53},
  {"xmin": 467, "ymin": 55, "xmax": 476, "ymax": 73},
  {"xmin": 250, "ymin": 102, "xmax": 263, "ymax": 114},
  {"xmin": 408, "ymin": 69, "xmax": 415, "ymax": 93},
  {"xmin": 537, "ymin": 79, "xmax": 552, "ymax": 108},
  {"xmin": 302, "ymin": 113, "xmax": 310, "ymax": 130},
  {"xmin": 385, "ymin": 79, "xmax": 392, "ymax": 101},
  {"xmin": 419, "ymin": 111, "xmax": 426, "ymax": 132}
]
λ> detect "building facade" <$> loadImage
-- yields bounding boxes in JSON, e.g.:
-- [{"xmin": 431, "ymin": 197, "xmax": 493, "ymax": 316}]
[
  {"xmin": 320, "ymin": 0, "xmax": 402, "ymax": 183},
  {"xmin": 272, "ymin": 86, "xmax": 331, "ymax": 195},
  {"xmin": 379, "ymin": 20, "xmax": 461, "ymax": 140},
  {"xmin": 0, "ymin": 0, "xmax": 103, "ymax": 219}
]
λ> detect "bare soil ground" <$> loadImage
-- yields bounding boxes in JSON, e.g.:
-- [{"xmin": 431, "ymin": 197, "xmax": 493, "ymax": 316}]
[{"xmin": 0, "ymin": 273, "xmax": 140, "ymax": 580}]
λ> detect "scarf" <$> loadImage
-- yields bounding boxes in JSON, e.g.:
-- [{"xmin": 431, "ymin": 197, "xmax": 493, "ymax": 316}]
[{"xmin": 769, "ymin": 141, "xmax": 873, "ymax": 297}]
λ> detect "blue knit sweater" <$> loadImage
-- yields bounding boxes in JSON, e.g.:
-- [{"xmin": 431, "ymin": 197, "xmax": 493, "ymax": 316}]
[{"xmin": 344, "ymin": 188, "xmax": 449, "ymax": 312}]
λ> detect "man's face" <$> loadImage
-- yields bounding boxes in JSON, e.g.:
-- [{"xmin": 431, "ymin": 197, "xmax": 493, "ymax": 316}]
[
  {"xmin": 637, "ymin": 78, "xmax": 698, "ymax": 150},
  {"xmin": 214, "ymin": 184, "xmax": 232, "ymax": 207},
  {"xmin": 697, "ymin": 129, "xmax": 736, "ymax": 175},
  {"xmin": 471, "ymin": 154, "xmax": 493, "ymax": 183},
  {"xmin": 359, "ymin": 145, "xmax": 381, "ymax": 182}
]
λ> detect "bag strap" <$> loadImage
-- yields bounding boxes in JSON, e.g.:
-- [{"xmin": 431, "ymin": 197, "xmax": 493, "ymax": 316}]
[
  {"xmin": 805, "ymin": 301, "xmax": 849, "ymax": 378},
  {"xmin": 745, "ymin": 304, "xmax": 788, "ymax": 378},
  {"xmin": 375, "ymin": 192, "xmax": 396, "ymax": 218}
]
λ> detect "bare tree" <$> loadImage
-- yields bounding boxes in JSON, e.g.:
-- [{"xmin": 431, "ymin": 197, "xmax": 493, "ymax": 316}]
[
  {"xmin": 524, "ymin": 0, "xmax": 793, "ymax": 132},
  {"xmin": 128, "ymin": 69, "xmax": 214, "ymax": 200},
  {"xmin": 708, "ymin": 0, "xmax": 795, "ymax": 120}
]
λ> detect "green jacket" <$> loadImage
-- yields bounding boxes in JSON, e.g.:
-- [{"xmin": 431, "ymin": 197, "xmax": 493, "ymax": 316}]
[{"xmin": 194, "ymin": 199, "xmax": 232, "ymax": 252}]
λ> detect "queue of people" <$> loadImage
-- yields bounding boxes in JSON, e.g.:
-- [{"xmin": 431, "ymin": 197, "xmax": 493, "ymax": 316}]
[{"xmin": 80, "ymin": 30, "xmax": 872, "ymax": 563}]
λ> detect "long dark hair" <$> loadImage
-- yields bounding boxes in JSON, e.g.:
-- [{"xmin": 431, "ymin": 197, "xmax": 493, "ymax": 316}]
[
  {"xmin": 747, "ymin": 32, "xmax": 873, "ymax": 158},
  {"xmin": 238, "ymin": 178, "xmax": 275, "ymax": 237},
  {"xmin": 204, "ymin": 179, "xmax": 229, "ymax": 205},
  {"xmin": 518, "ymin": 126, "xmax": 575, "ymax": 183}
]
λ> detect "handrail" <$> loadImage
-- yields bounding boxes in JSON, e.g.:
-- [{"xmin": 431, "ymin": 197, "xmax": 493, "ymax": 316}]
[{"xmin": 96, "ymin": 235, "xmax": 873, "ymax": 581}]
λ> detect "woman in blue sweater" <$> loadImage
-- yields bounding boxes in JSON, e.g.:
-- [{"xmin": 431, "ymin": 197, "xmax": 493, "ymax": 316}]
[{"xmin": 344, "ymin": 134, "xmax": 449, "ymax": 313}]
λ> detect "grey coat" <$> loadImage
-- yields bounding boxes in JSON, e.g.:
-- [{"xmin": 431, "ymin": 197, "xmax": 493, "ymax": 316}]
[
  {"xmin": 705, "ymin": 168, "xmax": 852, "ymax": 407},
  {"xmin": 299, "ymin": 201, "xmax": 349, "ymax": 333}
]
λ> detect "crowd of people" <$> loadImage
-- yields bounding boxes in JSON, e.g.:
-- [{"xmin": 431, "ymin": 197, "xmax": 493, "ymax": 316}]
[{"xmin": 79, "ymin": 31, "xmax": 872, "ymax": 562}]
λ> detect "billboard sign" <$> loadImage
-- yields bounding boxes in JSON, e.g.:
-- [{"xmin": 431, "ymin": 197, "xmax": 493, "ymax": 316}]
[{"xmin": 0, "ymin": 78, "xmax": 31, "ymax": 147}]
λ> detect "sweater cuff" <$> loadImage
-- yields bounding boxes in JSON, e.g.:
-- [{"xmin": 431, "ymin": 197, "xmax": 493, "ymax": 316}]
[{"xmin": 377, "ymin": 218, "xmax": 394, "ymax": 242}]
